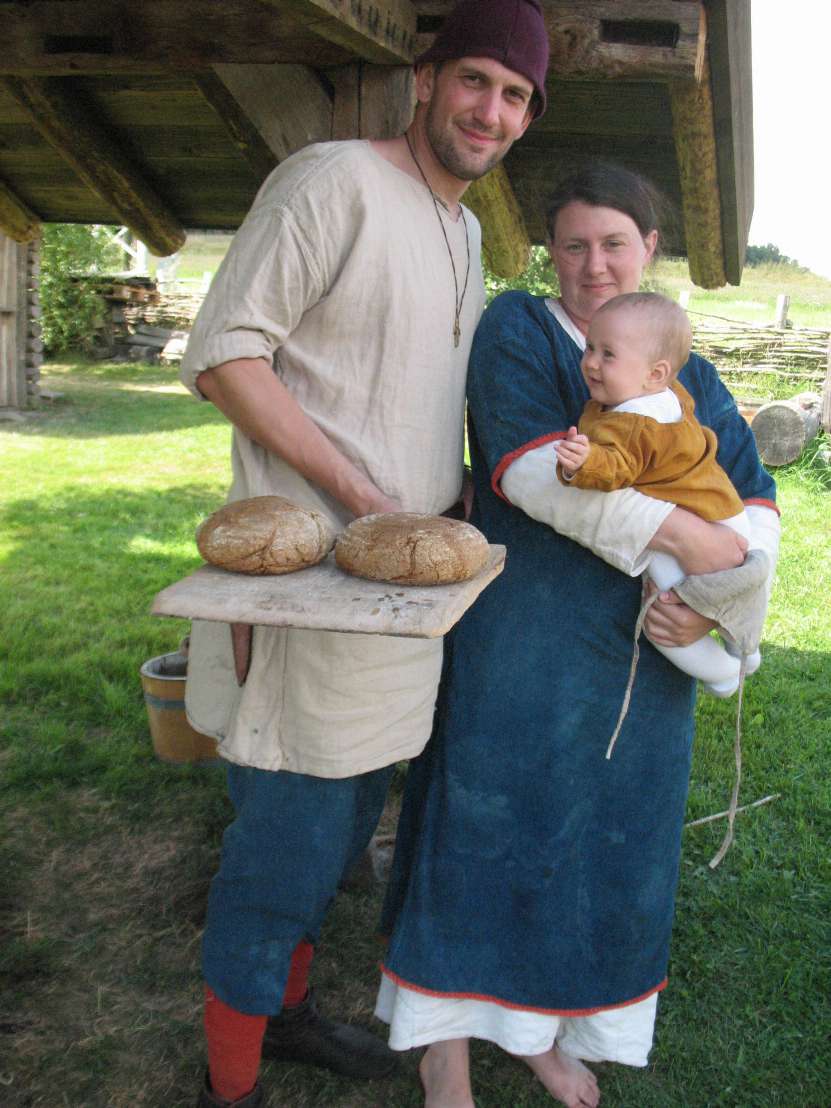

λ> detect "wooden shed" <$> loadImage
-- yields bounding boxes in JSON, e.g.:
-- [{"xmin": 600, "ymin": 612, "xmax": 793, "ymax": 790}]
[{"xmin": 0, "ymin": 0, "xmax": 753, "ymax": 411}]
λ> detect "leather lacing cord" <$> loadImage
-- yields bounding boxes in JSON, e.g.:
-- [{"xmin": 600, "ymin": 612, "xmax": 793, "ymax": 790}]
[{"xmin": 606, "ymin": 590, "xmax": 746, "ymax": 869}]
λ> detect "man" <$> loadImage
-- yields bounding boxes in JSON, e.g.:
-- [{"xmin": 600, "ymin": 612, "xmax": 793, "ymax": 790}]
[{"xmin": 179, "ymin": 3, "xmax": 549, "ymax": 1104}]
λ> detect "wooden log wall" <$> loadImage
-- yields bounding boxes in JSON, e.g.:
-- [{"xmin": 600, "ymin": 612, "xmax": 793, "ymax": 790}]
[
  {"xmin": 25, "ymin": 239, "xmax": 42, "ymax": 402},
  {"xmin": 0, "ymin": 230, "xmax": 40, "ymax": 411}
]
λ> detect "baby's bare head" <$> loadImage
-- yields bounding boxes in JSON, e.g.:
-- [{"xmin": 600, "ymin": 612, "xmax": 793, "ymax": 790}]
[{"xmin": 594, "ymin": 292, "xmax": 692, "ymax": 377}]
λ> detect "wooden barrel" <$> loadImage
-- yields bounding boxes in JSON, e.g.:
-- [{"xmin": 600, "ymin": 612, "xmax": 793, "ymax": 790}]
[{"xmin": 140, "ymin": 651, "xmax": 219, "ymax": 764}]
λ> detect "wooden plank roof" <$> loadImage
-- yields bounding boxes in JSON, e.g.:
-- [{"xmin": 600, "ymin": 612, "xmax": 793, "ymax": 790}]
[{"xmin": 0, "ymin": 0, "xmax": 753, "ymax": 286}]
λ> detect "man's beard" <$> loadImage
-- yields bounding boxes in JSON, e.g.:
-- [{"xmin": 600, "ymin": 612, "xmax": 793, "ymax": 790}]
[{"xmin": 425, "ymin": 103, "xmax": 506, "ymax": 182}]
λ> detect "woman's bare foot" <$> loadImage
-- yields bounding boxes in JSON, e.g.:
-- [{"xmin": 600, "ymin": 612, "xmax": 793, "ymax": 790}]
[
  {"xmin": 419, "ymin": 1039, "xmax": 475, "ymax": 1108},
  {"xmin": 517, "ymin": 1045, "xmax": 600, "ymax": 1108}
]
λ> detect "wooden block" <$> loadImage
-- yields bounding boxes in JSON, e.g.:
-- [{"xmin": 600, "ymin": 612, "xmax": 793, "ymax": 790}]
[
  {"xmin": 152, "ymin": 546, "xmax": 506, "ymax": 639},
  {"xmin": 160, "ymin": 332, "xmax": 190, "ymax": 362},
  {"xmin": 751, "ymin": 392, "xmax": 822, "ymax": 466},
  {"xmin": 127, "ymin": 331, "xmax": 169, "ymax": 349},
  {"xmin": 133, "ymin": 324, "xmax": 172, "ymax": 339}
]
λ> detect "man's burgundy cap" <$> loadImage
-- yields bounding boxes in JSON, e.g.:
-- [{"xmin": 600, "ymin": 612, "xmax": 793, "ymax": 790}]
[{"xmin": 416, "ymin": 0, "xmax": 550, "ymax": 118}]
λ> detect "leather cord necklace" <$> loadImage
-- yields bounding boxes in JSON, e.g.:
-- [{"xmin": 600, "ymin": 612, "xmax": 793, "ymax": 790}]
[{"xmin": 404, "ymin": 131, "xmax": 470, "ymax": 348}]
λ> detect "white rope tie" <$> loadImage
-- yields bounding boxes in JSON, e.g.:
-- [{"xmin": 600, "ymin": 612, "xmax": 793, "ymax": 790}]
[
  {"xmin": 708, "ymin": 656, "xmax": 747, "ymax": 868},
  {"xmin": 605, "ymin": 590, "xmax": 660, "ymax": 759},
  {"xmin": 605, "ymin": 593, "xmax": 751, "ymax": 869}
]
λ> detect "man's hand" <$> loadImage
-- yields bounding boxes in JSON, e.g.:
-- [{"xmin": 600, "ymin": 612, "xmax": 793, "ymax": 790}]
[
  {"xmin": 649, "ymin": 507, "xmax": 748, "ymax": 576},
  {"xmin": 556, "ymin": 426, "xmax": 590, "ymax": 476},
  {"xmin": 643, "ymin": 579, "xmax": 719, "ymax": 646},
  {"xmin": 361, "ymin": 492, "xmax": 401, "ymax": 517}
]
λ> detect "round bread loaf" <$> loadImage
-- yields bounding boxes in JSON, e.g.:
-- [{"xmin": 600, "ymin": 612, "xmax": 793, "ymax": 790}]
[
  {"xmin": 196, "ymin": 495, "xmax": 335, "ymax": 575},
  {"xmin": 335, "ymin": 513, "xmax": 489, "ymax": 585}
]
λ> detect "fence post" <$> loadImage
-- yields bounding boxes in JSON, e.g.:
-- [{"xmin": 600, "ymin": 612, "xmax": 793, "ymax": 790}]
[
  {"xmin": 678, "ymin": 289, "xmax": 691, "ymax": 309},
  {"xmin": 822, "ymin": 334, "xmax": 831, "ymax": 434},
  {"xmin": 774, "ymin": 293, "xmax": 790, "ymax": 329}
]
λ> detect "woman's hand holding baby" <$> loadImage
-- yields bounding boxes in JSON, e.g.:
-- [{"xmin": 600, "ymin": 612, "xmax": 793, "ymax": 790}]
[
  {"xmin": 649, "ymin": 508, "xmax": 748, "ymax": 576},
  {"xmin": 642, "ymin": 579, "xmax": 719, "ymax": 646}
]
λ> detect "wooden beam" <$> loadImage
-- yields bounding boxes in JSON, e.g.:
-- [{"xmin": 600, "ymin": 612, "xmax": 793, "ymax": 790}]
[
  {"xmin": 532, "ymin": 81, "xmax": 675, "ymax": 138},
  {"xmin": 0, "ymin": 177, "xmax": 41, "ymax": 243},
  {"xmin": 705, "ymin": 0, "xmax": 753, "ymax": 286},
  {"xmin": 192, "ymin": 73, "xmax": 280, "ymax": 182},
  {"xmin": 669, "ymin": 59, "xmax": 726, "ymax": 290},
  {"xmin": 417, "ymin": 1, "xmax": 704, "ymax": 81},
  {"xmin": 271, "ymin": 0, "xmax": 417, "ymax": 64},
  {"xmin": 0, "ymin": 1, "xmax": 354, "ymax": 75},
  {"xmin": 547, "ymin": 0, "xmax": 703, "ymax": 79},
  {"xmin": 196, "ymin": 64, "xmax": 333, "ymax": 174},
  {"xmin": 1, "ymin": 77, "xmax": 185, "ymax": 257},
  {"xmin": 464, "ymin": 164, "xmax": 531, "ymax": 280}
]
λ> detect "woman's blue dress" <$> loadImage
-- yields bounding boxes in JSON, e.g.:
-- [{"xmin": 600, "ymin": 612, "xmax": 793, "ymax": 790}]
[{"xmin": 380, "ymin": 292, "xmax": 776, "ymax": 1014}]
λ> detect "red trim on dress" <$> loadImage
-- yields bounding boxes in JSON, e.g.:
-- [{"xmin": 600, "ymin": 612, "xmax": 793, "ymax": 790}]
[
  {"xmin": 744, "ymin": 497, "xmax": 780, "ymax": 516},
  {"xmin": 379, "ymin": 964, "xmax": 667, "ymax": 1017},
  {"xmin": 491, "ymin": 433, "xmax": 567, "ymax": 502}
]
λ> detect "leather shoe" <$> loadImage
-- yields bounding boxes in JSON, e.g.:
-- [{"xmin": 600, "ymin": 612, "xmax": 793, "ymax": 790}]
[
  {"xmin": 261, "ymin": 989, "xmax": 399, "ymax": 1080},
  {"xmin": 196, "ymin": 1074, "xmax": 263, "ymax": 1107}
]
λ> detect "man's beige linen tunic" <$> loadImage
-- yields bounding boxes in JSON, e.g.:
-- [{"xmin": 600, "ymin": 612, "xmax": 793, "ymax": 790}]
[{"xmin": 180, "ymin": 140, "xmax": 485, "ymax": 777}]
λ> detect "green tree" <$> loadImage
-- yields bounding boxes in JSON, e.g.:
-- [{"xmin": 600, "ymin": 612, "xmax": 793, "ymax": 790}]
[
  {"xmin": 40, "ymin": 224, "xmax": 124, "ymax": 355},
  {"xmin": 745, "ymin": 242, "xmax": 803, "ymax": 268},
  {"xmin": 484, "ymin": 245, "xmax": 558, "ymax": 303}
]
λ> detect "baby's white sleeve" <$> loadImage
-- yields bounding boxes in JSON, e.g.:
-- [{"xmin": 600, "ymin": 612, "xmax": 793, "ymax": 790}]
[{"xmin": 500, "ymin": 442, "xmax": 674, "ymax": 576}]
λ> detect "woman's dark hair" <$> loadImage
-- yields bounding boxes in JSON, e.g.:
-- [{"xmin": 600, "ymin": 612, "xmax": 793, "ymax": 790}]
[{"xmin": 544, "ymin": 161, "xmax": 669, "ymax": 246}]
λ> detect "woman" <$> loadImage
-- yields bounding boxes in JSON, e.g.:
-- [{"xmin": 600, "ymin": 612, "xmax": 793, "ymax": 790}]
[{"xmin": 374, "ymin": 163, "xmax": 780, "ymax": 1108}]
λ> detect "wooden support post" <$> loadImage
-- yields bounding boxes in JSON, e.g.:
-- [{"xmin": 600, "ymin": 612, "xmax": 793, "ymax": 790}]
[
  {"xmin": 0, "ymin": 231, "xmax": 27, "ymax": 410},
  {"xmin": 774, "ymin": 294, "xmax": 790, "ymax": 329},
  {"xmin": 359, "ymin": 65, "xmax": 415, "ymax": 139},
  {"xmin": 705, "ymin": 0, "xmax": 754, "ymax": 286},
  {"xmin": 464, "ymin": 164, "xmax": 531, "ymax": 280},
  {"xmin": 328, "ymin": 62, "xmax": 414, "ymax": 141},
  {"xmin": 330, "ymin": 64, "xmax": 361, "ymax": 141},
  {"xmin": 822, "ymin": 336, "xmax": 831, "ymax": 435},
  {"xmin": 1, "ymin": 76, "xmax": 186, "ymax": 257},
  {"xmin": 669, "ymin": 59, "xmax": 727, "ymax": 290}
]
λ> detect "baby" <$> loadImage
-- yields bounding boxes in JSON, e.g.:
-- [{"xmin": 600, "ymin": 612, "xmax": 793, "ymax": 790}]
[{"xmin": 556, "ymin": 291, "xmax": 758, "ymax": 696}]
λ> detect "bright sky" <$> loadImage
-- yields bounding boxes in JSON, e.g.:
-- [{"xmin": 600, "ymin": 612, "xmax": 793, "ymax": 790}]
[{"xmin": 749, "ymin": 3, "xmax": 831, "ymax": 277}]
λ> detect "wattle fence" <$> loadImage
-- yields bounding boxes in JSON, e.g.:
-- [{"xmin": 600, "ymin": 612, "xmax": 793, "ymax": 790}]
[{"xmin": 688, "ymin": 310, "xmax": 830, "ymax": 400}]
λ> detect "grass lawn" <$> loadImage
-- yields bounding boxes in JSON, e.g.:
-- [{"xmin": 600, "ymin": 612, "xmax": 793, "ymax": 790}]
[
  {"xmin": 651, "ymin": 258, "xmax": 831, "ymax": 330},
  {"xmin": 1, "ymin": 362, "xmax": 829, "ymax": 1107}
]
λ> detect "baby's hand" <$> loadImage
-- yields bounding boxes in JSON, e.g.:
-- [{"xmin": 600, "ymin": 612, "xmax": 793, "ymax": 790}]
[{"xmin": 556, "ymin": 427, "xmax": 590, "ymax": 475}]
